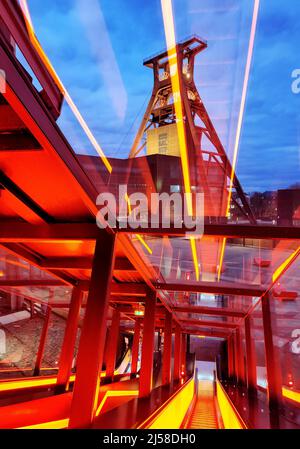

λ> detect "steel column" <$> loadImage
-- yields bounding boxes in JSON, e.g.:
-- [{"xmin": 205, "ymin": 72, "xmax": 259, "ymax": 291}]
[
  {"xmin": 139, "ymin": 290, "xmax": 157, "ymax": 397},
  {"xmin": 227, "ymin": 336, "xmax": 234, "ymax": 378},
  {"xmin": 56, "ymin": 287, "xmax": 83, "ymax": 392},
  {"xmin": 106, "ymin": 309, "xmax": 121, "ymax": 379},
  {"xmin": 245, "ymin": 316, "xmax": 257, "ymax": 392},
  {"xmin": 162, "ymin": 311, "xmax": 172, "ymax": 385},
  {"xmin": 235, "ymin": 328, "xmax": 245, "ymax": 385},
  {"xmin": 33, "ymin": 305, "xmax": 51, "ymax": 376},
  {"xmin": 131, "ymin": 319, "xmax": 141, "ymax": 375},
  {"xmin": 261, "ymin": 293, "xmax": 282, "ymax": 408},
  {"xmin": 181, "ymin": 333, "xmax": 187, "ymax": 377},
  {"xmin": 69, "ymin": 232, "xmax": 116, "ymax": 428},
  {"xmin": 173, "ymin": 324, "xmax": 182, "ymax": 381}
]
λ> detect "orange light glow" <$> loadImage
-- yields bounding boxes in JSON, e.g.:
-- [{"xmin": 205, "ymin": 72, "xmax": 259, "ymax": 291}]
[
  {"xmin": 161, "ymin": 0, "xmax": 200, "ymax": 281},
  {"xmin": 272, "ymin": 246, "xmax": 300, "ymax": 283},
  {"xmin": 139, "ymin": 377, "xmax": 194, "ymax": 429},
  {"xmin": 125, "ymin": 193, "xmax": 152, "ymax": 255},
  {"xmin": 19, "ymin": 0, "xmax": 112, "ymax": 174},
  {"xmin": 225, "ymin": 0, "xmax": 260, "ymax": 217}
]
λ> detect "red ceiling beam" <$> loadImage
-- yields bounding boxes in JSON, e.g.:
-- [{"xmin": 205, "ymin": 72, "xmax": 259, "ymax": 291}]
[
  {"xmin": 183, "ymin": 329, "xmax": 230, "ymax": 339},
  {"xmin": 156, "ymin": 281, "xmax": 264, "ymax": 297},
  {"xmin": 117, "ymin": 224, "xmax": 300, "ymax": 240},
  {"xmin": 179, "ymin": 318, "xmax": 238, "ymax": 329},
  {"xmin": 1, "ymin": 222, "xmax": 300, "ymax": 243},
  {"xmin": 0, "ymin": 279, "xmax": 147, "ymax": 296},
  {"xmin": 39, "ymin": 256, "xmax": 135, "ymax": 271},
  {"xmin": 173, "ymin": 305, "xmax": 246, "ymax": 318},
  {"xmin": 0, "ymin": 222, "xmax": 98, "ymax": 243}
]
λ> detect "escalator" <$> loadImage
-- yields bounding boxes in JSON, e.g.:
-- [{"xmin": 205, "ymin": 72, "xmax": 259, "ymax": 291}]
[{"xmin": 185, "ymin": 380, "xmax": 219, "ymax": 429}]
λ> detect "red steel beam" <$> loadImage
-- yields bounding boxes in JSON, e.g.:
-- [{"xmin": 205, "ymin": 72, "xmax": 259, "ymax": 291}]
[
  {"xmin": 56, "ymin": 287, "xmax": 83, "ymax": 392},
  {"xmin": 185, "ymin": 329, "xmax": 230, "ymax": 339},
  {"xmin": 39, "ymin": 256, "xmax": 135, "ymax": 271},
  {"xmin": 139, "ymin": 290, "xmax": 157, "ymax": 397},
  {"xmin": 235, "ymin": 328, "xmax": 245, "ymax": 385},
  {"xmin": 227, "ymin": 335, "xmax": 234, "ymax": 378},
  {"xmin": 117, "ymin": 224, "xmax": 300, "ymax": 240},
  {"xmin": 1, "ymin": 222, "xmax": 299, "ymax": 242},
  {"xmin": 162, "ymin": 310, "xmax": 172, "ymax": 385},
  {"xmin": 69, "ymin": 232, "xmax": 116, "ymax": 428},
  {"xmin": 181, "ymin": 333, "xmax": 187, "ymax": 377},
  {"xmin": 0, "ymin": 0, "xmax": 63, "ymax": 116},
  {"xmin": 179, "ymin": 318, "xmax": 238, "ymax": 329}
]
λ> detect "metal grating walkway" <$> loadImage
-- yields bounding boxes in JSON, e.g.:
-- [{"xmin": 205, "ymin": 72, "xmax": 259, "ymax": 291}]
[{"xmin": 187, "ymin": 380, "xmax": 219, "ymax": 429}]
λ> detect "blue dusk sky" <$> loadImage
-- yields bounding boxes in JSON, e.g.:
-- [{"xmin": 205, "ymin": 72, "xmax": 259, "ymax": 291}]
[{"xmin": 27, "ymin": 0, "xmax": 300, "ymax": 193}]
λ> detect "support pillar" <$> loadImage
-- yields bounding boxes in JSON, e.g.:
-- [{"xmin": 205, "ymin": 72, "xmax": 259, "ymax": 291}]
[
  {"xmin": 56, "ymin": 287, "xmax": 83, "ymax": 392},
  {"xmin": 139, "ymin": 290, "xmax": 156, "ymax": 397},
  {"xmin": 227, "ymin": 336, "xmax": 234, "ymax": 378},
  {"xmin": 162, "ymin": 310, "xmax": 172, "ymax": 385},
  {"xmin": 235, "ymin": 328, "xmax": 245, "ymax": 385},
  {"xmin": 261, "ymin": 293, "xmax": 282, "ymax": 408},
  {"xmin": 131, "ymin": 319, "xmax": 141, "ymax": 376},
  {"xmin": 245, "ymin": 316, "xmax": 257, "ymax": 392},
  {"xmin": 33, "ymin": 305, "xmax": 51, "ymax": 376},
  {"xmin": 173, "ymin": 323, "xmax": 182, "ymax": 381},
  {"xmin": 106, "ymin": 309, "xmax": 120, "ymax": 379},
  {"xmin": 181, "ymin": 333, "xmax": 186, "ymax": 377},
  {"xmin": 69, "ymin": 232, "xmax": 116, "ymax": 428}
]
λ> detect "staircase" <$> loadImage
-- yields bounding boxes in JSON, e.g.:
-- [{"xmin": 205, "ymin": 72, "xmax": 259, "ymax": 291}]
[{"xmin": 187, "ymin": 380, "xmax": 219, "ymax": 429}]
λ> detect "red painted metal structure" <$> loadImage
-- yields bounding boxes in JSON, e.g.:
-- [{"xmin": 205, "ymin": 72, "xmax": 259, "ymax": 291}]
[{"xmin": 0, "ymin": 0, "xmax": 299, "ymax": 430}]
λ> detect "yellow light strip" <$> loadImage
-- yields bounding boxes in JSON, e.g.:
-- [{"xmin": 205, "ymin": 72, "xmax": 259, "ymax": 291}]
[
  {"xmin": 190, "ymin": 237, "xmax": 199, "ymax": 281},
  {"xmin": 138, "ymin": 377, "xmax": 194, "ymax": 429},
  {"xmin": 0, "ymin": 374, "xmax": 76, "ymax": 392},
  {"xmin": 19, "ymin": 0, "xmax": 112, "ymax": 174},
  {"xmin": 161, "ymin": 0, "xmax": 192, "ymax": 216},
  {"xmin": 125, "ymin": 193, "xmax": 152, "ymax": 255},
  {"xmin": 282, "ymin": 387, "xmax": 300, "ymax": 403},
  {"xmin": 0, "ymin": 370, "xmax": 126, "ymax": 393},
  {"xmin": 19, "ymin": 419, "xmax": 69, "ymax": 430},
  {"xmin": 216, "ymin": 380, "xmax": 246, "ymax": 429},
  {"xmin": 217, "ymin": 237, "xmax": 227, "ymax": 281},
  {"xmin": 225, "ymin": 0, "xmax": 260, "ymax": 217},
  {"xmin": 272, "ymin": 246, "xmax": 300, "ymax": 283},
  {"xmin": 18, "ymin": 389, "xmax": 138, "ymax": 428},
  {"xmin": 161, "ymin": 0, "xmax": 199, "ymax": 280}
]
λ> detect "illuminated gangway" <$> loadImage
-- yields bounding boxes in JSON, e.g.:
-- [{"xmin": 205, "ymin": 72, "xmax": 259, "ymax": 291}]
[{"xmin": 0, "ymin": 0, "xmax": 300, "ymax": 431}]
